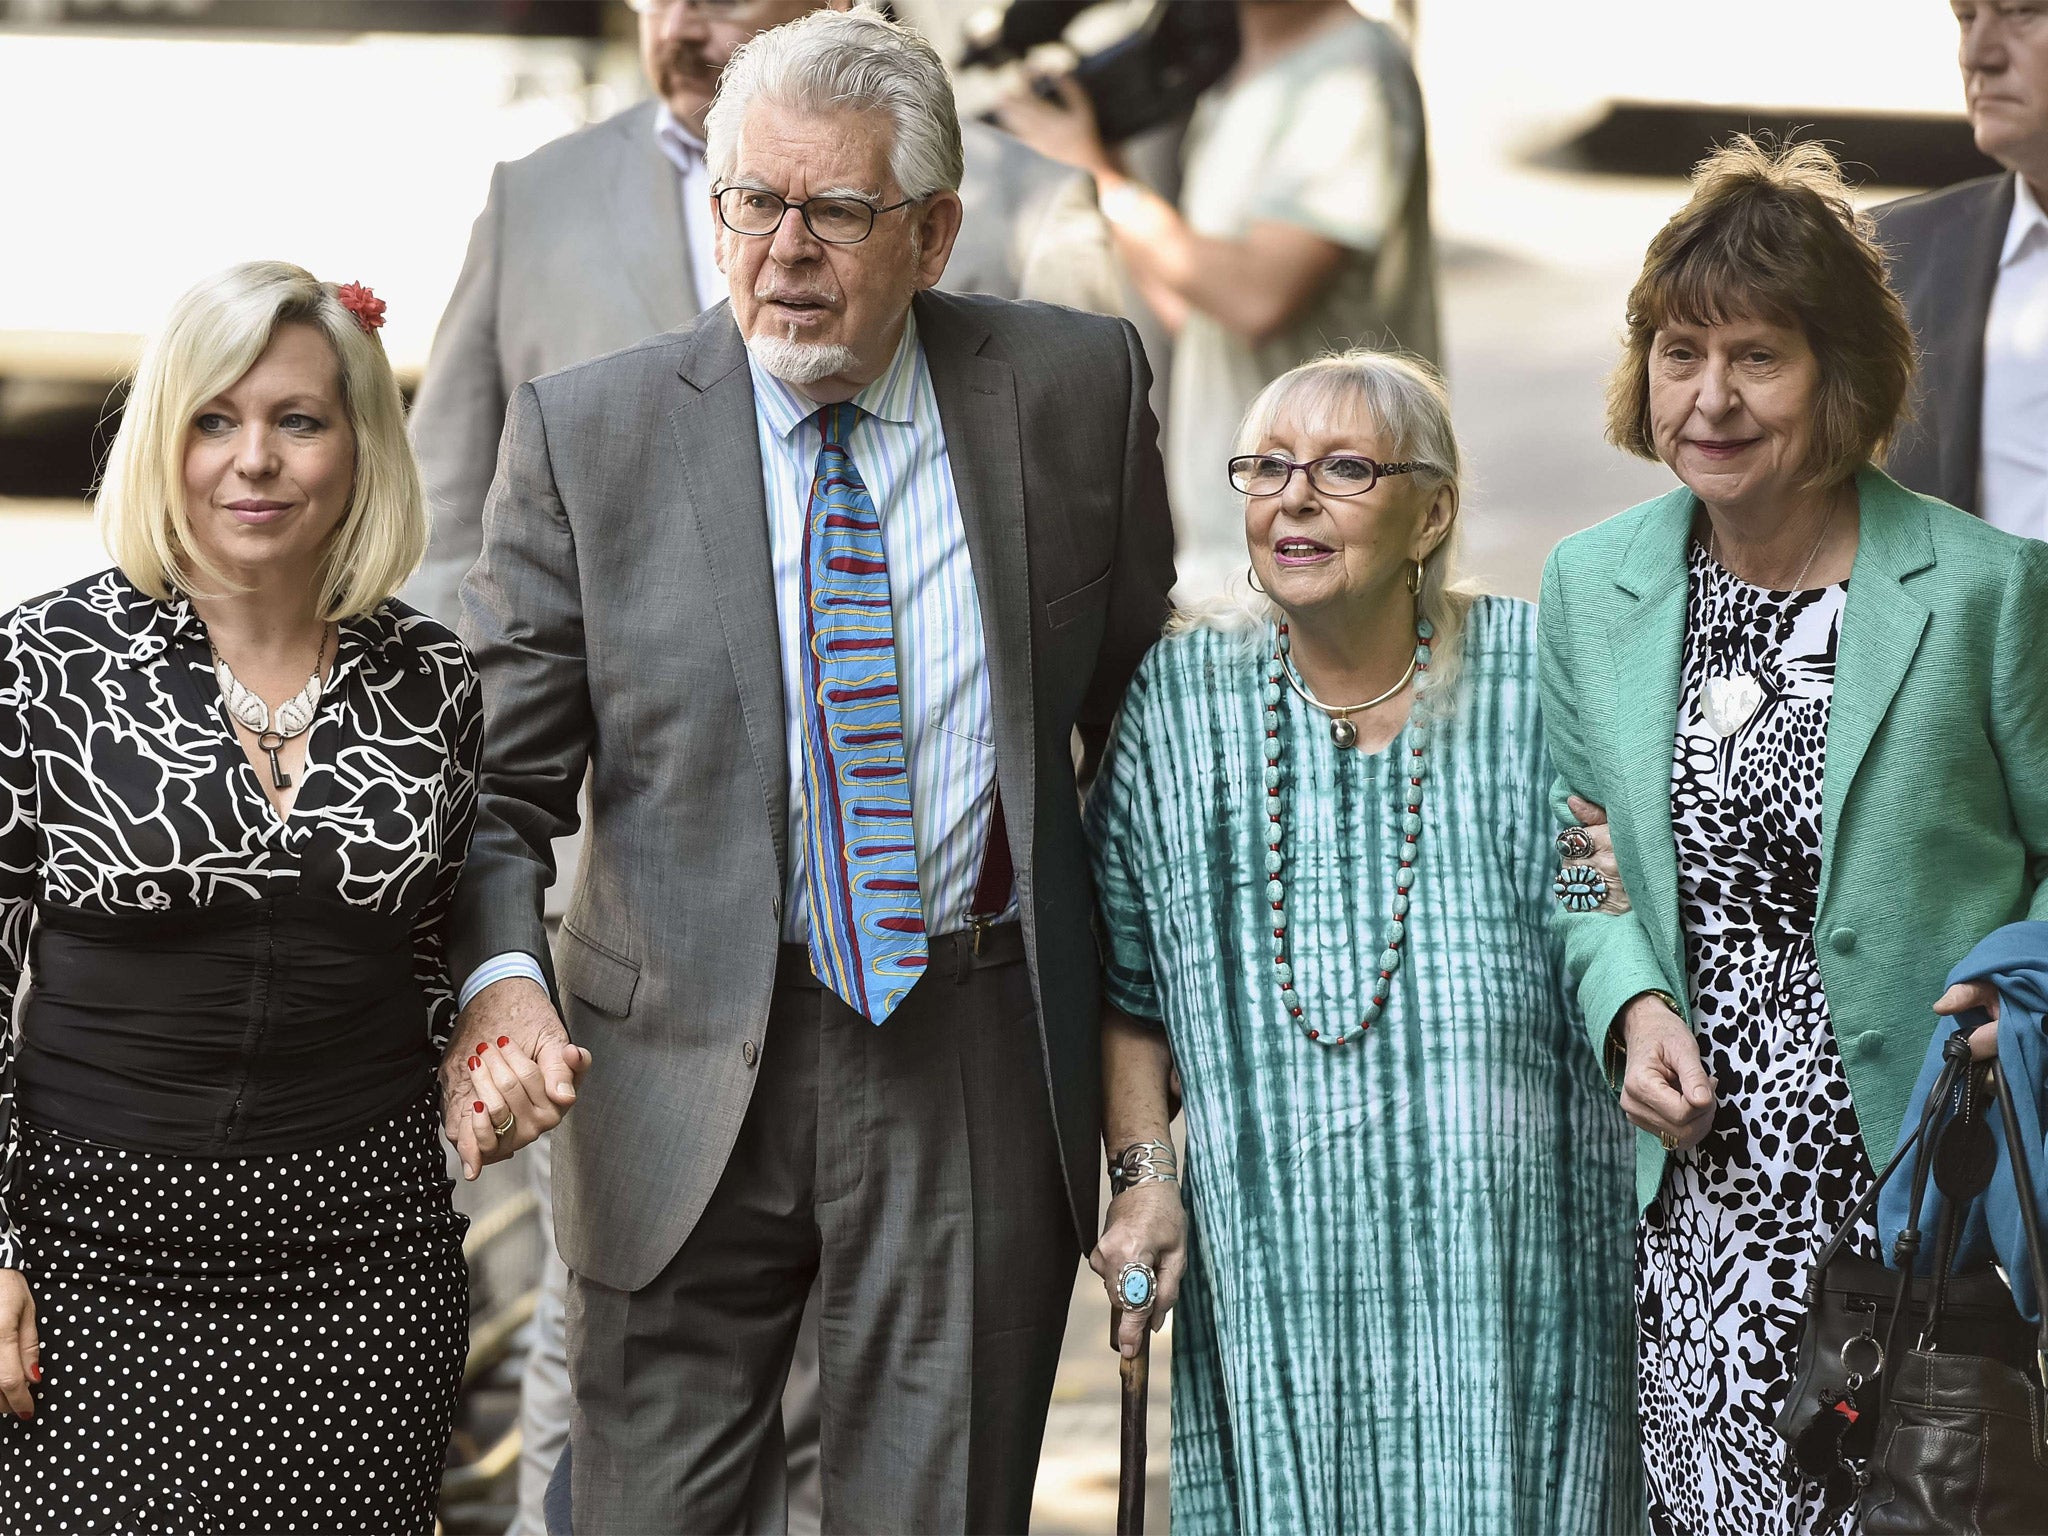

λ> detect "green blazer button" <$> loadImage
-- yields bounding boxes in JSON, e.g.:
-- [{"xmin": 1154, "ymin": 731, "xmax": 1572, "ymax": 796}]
[
  {"xmin": 1856, "ymin": 1031, "xmax": 1884, "ymax": 1058},
  {"xmin": 1831, "ymin": 927, "xmax": 1857, "ymax": 954}
]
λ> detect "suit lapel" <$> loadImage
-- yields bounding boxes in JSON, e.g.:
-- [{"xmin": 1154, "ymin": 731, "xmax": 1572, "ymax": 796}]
[
  {"xmin": 915, "ymin": 291, "xmax": 1037, "ymax": 874},
  {"xmin": 1942, "ymin": 174, "xmax": 2015, "ymax": 511},
  {"xmin": 1604, "ymin": 491, "xmax": 1693, "ymax": 981},
  {"xmin": 610, "ymin": 103, "xmax": 698, "ymax": 335},
  {"xmin": 669, "ymin": 312, "xmax": 789, "ymax": 876},
  {"xmin": 1819, "ymin": 469, "xmax": 1934, "ymax": 908}
]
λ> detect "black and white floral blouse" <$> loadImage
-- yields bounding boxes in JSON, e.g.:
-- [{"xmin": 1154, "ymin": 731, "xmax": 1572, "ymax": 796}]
[{"xmin": 0, "ymin": 568, "xmax": 481, "ymax": 1267}]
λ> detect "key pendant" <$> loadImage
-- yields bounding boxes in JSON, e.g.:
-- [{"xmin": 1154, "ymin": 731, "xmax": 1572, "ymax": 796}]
[{"xmin": 259, "ymin": 730, "xmax": 292, "ymax": 791}]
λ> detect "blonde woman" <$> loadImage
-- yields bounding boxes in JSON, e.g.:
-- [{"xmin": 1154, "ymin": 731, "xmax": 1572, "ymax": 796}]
[
  {"xmin": 1083, "ymin": 351, "xmax": 1638, "ymax": 1533},
  {"xmin": 0, "ymin": 261, "xmax": 577, "ymax": 1532}
]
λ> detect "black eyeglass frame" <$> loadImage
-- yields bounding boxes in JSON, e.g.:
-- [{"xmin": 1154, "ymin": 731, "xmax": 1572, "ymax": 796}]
[
  {"xmin": 712, "ymin": 184, "xmax": 919, "ymax": 245},
  {"xmin": 1226, "ymin": 453, "xmax": 1434, "ymax": 497}
]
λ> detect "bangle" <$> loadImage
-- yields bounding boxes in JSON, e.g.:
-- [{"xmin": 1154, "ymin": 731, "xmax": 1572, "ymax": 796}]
[{"xmin": 1109, "ymin": 1139, "xmax": 1178, "ymax": 1195}]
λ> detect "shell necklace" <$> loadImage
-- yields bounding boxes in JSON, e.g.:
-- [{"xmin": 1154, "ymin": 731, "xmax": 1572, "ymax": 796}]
[
  {"xmin": 1263, "ymin": 616, "xmax": 1432, "ymax": 1046},
  {"xmin": 212, "ymin": 624, "xmax": 331, "ymax": 790},
  {"xmin": 1699, "ymin": 506, "xmax": 1833, "ymax": 740}
]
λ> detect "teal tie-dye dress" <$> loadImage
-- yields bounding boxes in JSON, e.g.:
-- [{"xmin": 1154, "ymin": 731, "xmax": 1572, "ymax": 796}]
[{"xmin": 1085, "ymin": 597, "xmax": 1639, "ymax": 1535}]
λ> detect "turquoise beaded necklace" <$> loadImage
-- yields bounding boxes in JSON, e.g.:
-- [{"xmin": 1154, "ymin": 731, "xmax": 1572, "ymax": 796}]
[{"xmin": 1263, "ymin": 616, "xmax": 1434, "ymax": 1047}]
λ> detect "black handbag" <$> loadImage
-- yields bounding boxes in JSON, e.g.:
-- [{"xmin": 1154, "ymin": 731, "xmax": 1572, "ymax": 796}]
[{"xmin": 1777, "ymin": 1029, "xmax": 2048, "ymax": 1533}]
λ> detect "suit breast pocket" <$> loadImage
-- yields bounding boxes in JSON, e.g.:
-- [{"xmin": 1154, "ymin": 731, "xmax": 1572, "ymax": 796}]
[
  {"xmin": 1046, "ymin": 566, "xmax": 1111, "ymax": 630},
  {"xmin": 558, "ymin": 921, "xmax": 641, "ymax": 1018}
]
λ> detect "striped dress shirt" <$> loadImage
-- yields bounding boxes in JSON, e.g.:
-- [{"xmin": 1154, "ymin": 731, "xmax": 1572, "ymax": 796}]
[{"xmin": 751, "ymin": 310, "xmax": 1006, "ymax": 944}]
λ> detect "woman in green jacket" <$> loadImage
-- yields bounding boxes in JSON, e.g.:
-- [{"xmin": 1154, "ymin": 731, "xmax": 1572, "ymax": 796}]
[{"xmin": 1540, "ymin": 137, "xmax": 2048, "ymax": 1536}]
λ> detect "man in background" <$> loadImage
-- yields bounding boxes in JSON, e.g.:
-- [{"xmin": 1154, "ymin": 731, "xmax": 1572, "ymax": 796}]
[
  {"xmin": 402, "ymin": 4, "xmax": 1117, "ymax": 1532},
  {"xmin": 1876, "ymin": 0, "xmax": 2048, "ymax": 531},
  {"xmin": 998, "ymin": 0, "xmax": 1438, "ymax": 597}
]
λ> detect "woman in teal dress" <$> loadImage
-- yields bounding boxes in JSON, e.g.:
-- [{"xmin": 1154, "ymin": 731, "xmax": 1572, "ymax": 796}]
[{"xmin": 1084, "ymin": 349, "xmax": 1639, "ymax": 1533}]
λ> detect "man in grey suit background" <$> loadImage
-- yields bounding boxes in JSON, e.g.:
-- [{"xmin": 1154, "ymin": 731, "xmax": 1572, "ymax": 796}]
[
  {"xmin": 441, "ymin": 7, "xmax": 1173, "ymax": 1530},
  {"xmin": 1875, "ymin": 0, "xmax": 2048, "ymax": 532},
  {"xmin": 402, "ymin": 5, "xmax": 1120, "ymax": 1529}
]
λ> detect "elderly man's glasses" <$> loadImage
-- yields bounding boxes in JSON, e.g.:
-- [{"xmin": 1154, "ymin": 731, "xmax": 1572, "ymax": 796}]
[
  {"xmin": 714, "ymin": 185, "xmax": 916, "ymax": 245},
  {"xmin": 1227, "ymin": 453, "xmax": 1433, "ymax": 497}
]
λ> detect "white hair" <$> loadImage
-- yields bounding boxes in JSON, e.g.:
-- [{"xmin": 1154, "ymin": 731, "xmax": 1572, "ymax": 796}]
[
  {"xmin": 705, "ymin": 6, "xmax": 964, "ymax": 201},
  {"xmin": 1170, "ymin": 348, "xmax": 1482, "ymax": 717}
]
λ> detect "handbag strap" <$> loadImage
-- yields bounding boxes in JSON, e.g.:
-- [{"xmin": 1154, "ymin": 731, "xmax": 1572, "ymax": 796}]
[
  {"xmin": 1988, "ymin": 1057, "xmax": 2048, "ymax": 1382},
  {"xmin": 1799, "ymin": 1046, "xmax": 1964, "ymax": 1306}
]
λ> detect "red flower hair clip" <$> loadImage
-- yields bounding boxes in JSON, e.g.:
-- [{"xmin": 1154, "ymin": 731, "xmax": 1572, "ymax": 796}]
[{"xmin": 335, "ymin": 282, "xmax": 387, "ymax": 334}]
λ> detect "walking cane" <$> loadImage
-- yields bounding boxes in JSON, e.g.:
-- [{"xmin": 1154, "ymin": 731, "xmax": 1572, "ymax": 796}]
[{"xmin": 1111, "ymin": 1259, "xmax": 1159, "ymax": 1536}]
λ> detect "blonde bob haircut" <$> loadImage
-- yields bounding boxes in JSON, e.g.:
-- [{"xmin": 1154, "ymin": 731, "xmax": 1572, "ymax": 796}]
[
  {"xmin": 1606, "ymin": 135, "xmax": 1916, "ymax": 492},
  {"xmin": 1172, "ymin": 348, "xmax": 1482, "ymax": 717},
  {"xmin": 97, "ymin": 260, "xmax": 426, "ymax": 621}
]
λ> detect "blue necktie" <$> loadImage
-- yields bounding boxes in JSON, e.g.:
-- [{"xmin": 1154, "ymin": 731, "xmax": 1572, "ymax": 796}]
[{"xmin": 797, "ymin": 402, "xmax": 927, "ymax": 1021}]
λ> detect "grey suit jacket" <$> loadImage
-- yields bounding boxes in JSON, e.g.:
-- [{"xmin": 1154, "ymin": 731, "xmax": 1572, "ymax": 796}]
[
  {"xmin": 403, "ymin": 104, "xmax": 1115, "ymax": 628},
  {"xmin": 1874, "ymin": 172, "xmax": 2017, "ymax": 515},
  {"xmin": 450, "ymin": 289, "xmax": 1175, "ymax": 1291}
]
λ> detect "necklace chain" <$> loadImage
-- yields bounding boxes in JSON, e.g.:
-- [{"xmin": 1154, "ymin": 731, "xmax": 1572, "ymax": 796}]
[
  {"xmin": 1708, "ymin": 500, "xmax": 1836, "ymax": 591},
  {"xmin": 1264, "ymin": 616, "xmax": 1432, "ymax": 1048}
]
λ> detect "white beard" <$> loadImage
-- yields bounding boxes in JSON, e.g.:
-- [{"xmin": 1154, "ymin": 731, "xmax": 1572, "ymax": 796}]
[{"xmin": 747, "ymin": 331, "xmax": 860, "ymax": 386}]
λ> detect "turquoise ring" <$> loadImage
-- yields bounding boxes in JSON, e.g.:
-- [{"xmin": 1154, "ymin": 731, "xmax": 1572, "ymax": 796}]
[
  {"xmin": 1116, "ymin": 1261, "xmax": 1157, "ymax": 1312},
  {"xmin": 1554, "ymin": 865, "xmax": 1608, "ymax": 914}
]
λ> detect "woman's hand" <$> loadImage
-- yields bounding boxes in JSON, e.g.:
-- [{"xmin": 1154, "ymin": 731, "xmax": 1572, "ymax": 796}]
[
  {"xmin": 1563, "ymin": 795, "xmax": 1631, "ymax": 915},
  {"xmin": 1619, "ymin": 992, "xmax": 1717, "ymax": 1151},
  {"xmin": 1091, "ymin": 1182, "xmax": 1188, "ymax": 1360},
  {"xmin": 1934, "ymin": 980, "xmax": 2003, "ymax": 1060},
  {"xmin": 0, "ymin": 1270, "xmax": 38, "ymax": 1420},
  {"xmin": 440, "ymin": 977, "xmax": 592, "ymax": 1179}
]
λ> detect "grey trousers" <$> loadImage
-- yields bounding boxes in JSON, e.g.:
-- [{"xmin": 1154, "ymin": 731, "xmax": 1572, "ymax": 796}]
[{"xmin": 567, "ymin": 932, "xmax": 1077, "ymax": 1533}]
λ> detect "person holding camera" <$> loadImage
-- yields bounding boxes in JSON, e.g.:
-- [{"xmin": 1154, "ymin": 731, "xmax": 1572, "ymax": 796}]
[{"xmin": 998, "ymin": 0, "xmax": 1440, "ymax": 599}]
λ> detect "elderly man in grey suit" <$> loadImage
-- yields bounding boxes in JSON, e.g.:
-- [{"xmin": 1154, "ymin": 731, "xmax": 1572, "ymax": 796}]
[
  {"xmin": 1875, "ymin": 0, "xmax": 2048, "ymax": 530},
  {"xmin": 439, "ymin": 7, "xmax": 1174, "ymax": 1530}
]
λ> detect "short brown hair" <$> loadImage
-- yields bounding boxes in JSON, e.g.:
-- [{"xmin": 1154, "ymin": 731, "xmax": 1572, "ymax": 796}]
[{"xmin": 1605, "ymin": 135, "xmax": 1915, "ymax": 490}]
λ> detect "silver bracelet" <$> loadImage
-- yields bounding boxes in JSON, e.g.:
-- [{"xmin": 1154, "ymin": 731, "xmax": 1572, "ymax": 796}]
[{"xmin": 1109, "ymin": 1139, "xmax": 1179, "ymax": 1195}]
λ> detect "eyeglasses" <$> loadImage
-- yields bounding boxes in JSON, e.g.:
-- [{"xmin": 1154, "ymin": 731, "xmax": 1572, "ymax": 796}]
[
  {"xmin": 1226, "ymin": 453, "xmax": 1433, "ymax": 498},
  {"xmin": 713, "ymin": 185, "xmax": 916, "ymax": 245}
]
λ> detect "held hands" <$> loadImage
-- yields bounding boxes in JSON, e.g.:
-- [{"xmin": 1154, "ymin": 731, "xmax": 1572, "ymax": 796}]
[
  {"xmin": 0, "ymin": 1270, "xmax": 34, "ymax": 1420},
  {"xmin": 992, "ymin": 68, "xmax": 1116, "ymax": 180},
  {"xmin": 439, "ymin": 976, "xmax": 591, "ymax": 1180},
  {"xmin": 1091, "ymin": 1182, "xmax": 1187, "ymax": 1359},
  {"xmin": 1934, "ymin": 980, "xmax": 2003, "ymax": 1060},
  {"xmin": 1620, "ymin": 992, "xmax": 1718, "ymax": 1153}
]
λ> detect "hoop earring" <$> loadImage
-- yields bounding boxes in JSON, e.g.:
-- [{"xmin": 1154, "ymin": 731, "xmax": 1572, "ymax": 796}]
[
  {"xmin": 1407, "ymin": 559, "xmax": 1425, "ymax": 596},
  {"xmin": 1247, "ymin": 564, "xmax": 1268, "ymax": 595}
]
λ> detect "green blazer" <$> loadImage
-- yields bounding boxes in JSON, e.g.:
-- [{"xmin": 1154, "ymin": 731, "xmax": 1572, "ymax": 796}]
[{"xmin": 1538, "ymin": 466, "xmax": 2048, "ymax": 1209}]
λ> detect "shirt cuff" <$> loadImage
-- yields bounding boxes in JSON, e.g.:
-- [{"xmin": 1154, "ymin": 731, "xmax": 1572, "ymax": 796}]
[{"xmin": 459, "ymin": 951, "xmax": 548, "ymax": 1010}]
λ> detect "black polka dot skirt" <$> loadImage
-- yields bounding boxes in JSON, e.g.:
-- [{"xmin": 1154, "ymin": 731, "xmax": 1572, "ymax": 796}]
[{"xmin": 0, "ymin": 1100, "xmax": 468, "ymax": 1533}]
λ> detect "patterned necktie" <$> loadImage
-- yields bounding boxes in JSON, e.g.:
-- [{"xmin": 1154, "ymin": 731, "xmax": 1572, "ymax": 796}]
[{"xmin": 797, "ymin": 401, "xmax": 927, "ymax": 1022}]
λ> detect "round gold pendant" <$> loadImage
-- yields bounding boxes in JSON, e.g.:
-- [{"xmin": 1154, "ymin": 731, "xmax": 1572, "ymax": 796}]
[{"xmin": 1329, "ymin": 717, "xmax": 1358, "ymax": 750}]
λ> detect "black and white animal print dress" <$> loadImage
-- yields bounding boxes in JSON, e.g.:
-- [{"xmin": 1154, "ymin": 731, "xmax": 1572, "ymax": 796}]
[
  {"xmin": 0, "ymin": 570, "xmax": 478, "ymax": 1533},
  {"xmin": 1638, "ymin": 544, "xmax": 1873, "ymax": 1536}
]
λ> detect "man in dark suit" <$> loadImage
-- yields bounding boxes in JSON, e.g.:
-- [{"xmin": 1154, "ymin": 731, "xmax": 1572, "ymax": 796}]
[
  {"xmin": 442, "ymin": 9, "xmax": 1173, "ymax": 1530},
  {"xmin": 1874, "ymin": 0, "xmax": 2048, "ymax": 530}
]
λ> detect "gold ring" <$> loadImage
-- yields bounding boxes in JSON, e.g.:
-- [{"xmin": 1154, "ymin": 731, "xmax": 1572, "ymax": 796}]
[
  {"xmin": 492, "ymin": 1110, "xmax": 517, "ymax": 1137},
  {"xmin": 1659, "ymin": 1131, "xmax": 1679, "ymax": 1152}
]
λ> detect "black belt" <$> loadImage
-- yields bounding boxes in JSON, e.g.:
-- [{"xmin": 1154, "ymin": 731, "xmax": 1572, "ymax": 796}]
[{"xmin": 776, "ymin": 920, "xmax": 1025, "ymax": 992}]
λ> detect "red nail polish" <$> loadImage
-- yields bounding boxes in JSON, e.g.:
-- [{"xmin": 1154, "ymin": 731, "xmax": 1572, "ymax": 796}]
[
  {"xmin": 468, "ymin": 1057, "xmax": 480, "ymax": 1070},
  {"xmin": 476, "ymin": 1041, "xmax": 488, "ymax": 1053},
  {"xmin": 473, "ymin": 1101, "xmax": 485, "ymax": 1113},
  {"xmin": 13, "ymin": 1411, "xmax": 26, "ymax": 1421},
  {"xmin": 497, "ymin": 1036, "xmax": 510, "ymax": 1048},
  {"xmin": 28, "ymin": 1365, "xmax": 39, "ymax": 1383}
]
